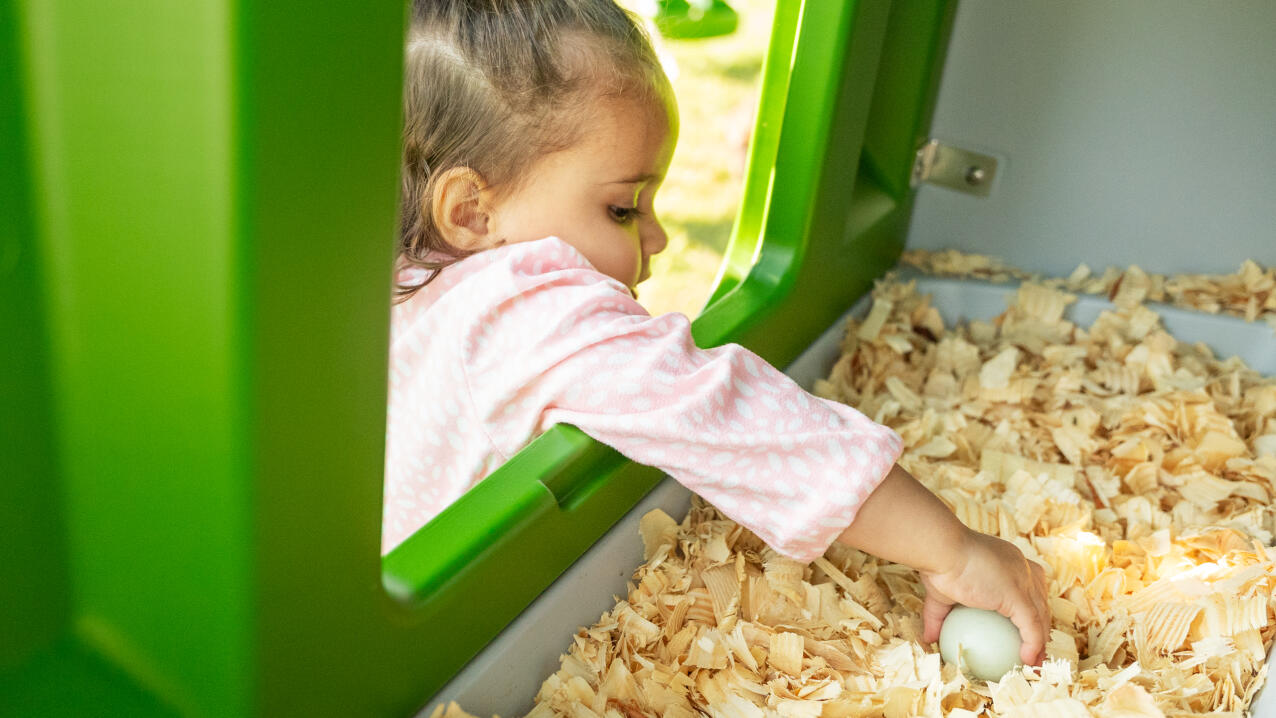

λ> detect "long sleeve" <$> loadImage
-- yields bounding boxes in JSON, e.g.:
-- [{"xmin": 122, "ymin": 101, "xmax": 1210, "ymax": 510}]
[{"xmin": 457, "ymin": 239, "xmax": 903, "ymax": 562}]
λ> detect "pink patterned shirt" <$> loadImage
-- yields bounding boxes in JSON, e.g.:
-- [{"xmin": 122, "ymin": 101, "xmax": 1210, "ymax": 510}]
[{"xmin": 383, "ymin": 237, "xmax": 903, "ymax": 561}]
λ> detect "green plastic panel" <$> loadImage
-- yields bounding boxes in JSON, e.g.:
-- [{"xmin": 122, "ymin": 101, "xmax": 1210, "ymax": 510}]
[
  {"xmin": 0, "ymin": 0, "xmax": 70, "ymax": 679},
  {"xmin": 0, "ymin": 0, "xmax": 953, "ymax": 715}
]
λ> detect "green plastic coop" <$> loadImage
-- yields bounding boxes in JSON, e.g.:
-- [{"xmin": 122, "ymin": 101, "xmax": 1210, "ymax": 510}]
[{"xmin": 4, "ymin": 0, "xmax": 1274, "ymax": 716}]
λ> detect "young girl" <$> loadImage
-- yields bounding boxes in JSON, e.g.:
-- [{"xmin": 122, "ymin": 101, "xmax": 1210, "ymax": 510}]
[{"xmin": 386, "ymin": 0, "xmax": 1050, "ymax": 667}]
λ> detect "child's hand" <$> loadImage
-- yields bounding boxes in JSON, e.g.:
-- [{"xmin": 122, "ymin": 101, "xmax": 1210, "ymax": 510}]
[
  {"xmin": 918, "ymin": 529, "xmax": 1050, "ymax": 666},
  {"xmin": 833, "ymin": 464, "xmax": 1050, "ymax": 666}
]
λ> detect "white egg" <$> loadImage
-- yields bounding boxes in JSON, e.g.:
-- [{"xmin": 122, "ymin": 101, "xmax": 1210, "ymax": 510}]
[{"xmin": 938, "ymin": 606, "xmax": 1023, "ymax": 681}]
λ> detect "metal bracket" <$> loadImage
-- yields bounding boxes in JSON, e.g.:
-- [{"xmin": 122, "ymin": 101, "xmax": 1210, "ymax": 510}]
[{"xmin": 912, "ymin": 139, "xmax": 998, "ymax": 197}]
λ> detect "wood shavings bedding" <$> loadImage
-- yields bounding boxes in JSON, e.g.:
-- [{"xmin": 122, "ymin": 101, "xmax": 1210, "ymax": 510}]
[
  {"xmin": 436, "ymin": 267, "xmax": 1276, "ymax": 718},
  {"xmin": 900, "ymin": 249, "xmax": 1276, "ymax": 330}
]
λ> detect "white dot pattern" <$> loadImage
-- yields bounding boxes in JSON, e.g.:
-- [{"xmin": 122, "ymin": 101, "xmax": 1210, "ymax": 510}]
[{"xmin": 383, "ymin": 237, "xmax": 903, "ymax": 561}]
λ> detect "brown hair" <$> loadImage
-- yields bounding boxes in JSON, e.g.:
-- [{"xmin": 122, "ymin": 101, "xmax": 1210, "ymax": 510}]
[{"xmin": 397, "ymin": 0, "xmax": 667, "ymax": 299}]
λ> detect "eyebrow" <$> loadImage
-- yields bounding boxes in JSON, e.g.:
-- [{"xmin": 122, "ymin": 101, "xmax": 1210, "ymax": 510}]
[{"xmin": 602, "ymin": 173, "xmax": 657, "ymax": 185}]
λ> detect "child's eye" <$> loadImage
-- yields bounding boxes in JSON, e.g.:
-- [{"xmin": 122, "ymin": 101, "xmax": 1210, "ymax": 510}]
[{"xmin": 608, "ymin": 205, "xmax": 639, "ymax": 224}]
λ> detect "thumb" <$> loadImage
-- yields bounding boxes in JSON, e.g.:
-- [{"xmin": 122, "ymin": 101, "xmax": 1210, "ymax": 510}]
[{"xmin": 921, "ymin": 588, "xmax": 955, "ymax": 644}]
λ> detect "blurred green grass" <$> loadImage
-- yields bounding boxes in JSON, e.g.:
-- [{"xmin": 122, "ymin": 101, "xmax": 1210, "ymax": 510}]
[{"xmin": 622, "ymin": 0, "xmax": 775, "ymax": 317}]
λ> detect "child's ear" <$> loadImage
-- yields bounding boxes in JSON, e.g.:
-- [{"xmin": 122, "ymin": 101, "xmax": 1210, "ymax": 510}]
[{"xmin": 429, "ymin": 167, "xmax": 496, "ymax": 251}]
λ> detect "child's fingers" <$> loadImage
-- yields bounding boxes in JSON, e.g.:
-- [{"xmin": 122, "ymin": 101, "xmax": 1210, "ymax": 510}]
[
  {"xmin": 1010, "ymin": 597, "xmax": 1047, "ymax": 666},
  {"xmin": 920, "ymin": 591, "xmax": 954, "ymax": 644},
  {"xmin": 1014, "ymin": 561, "xmax": 1051, "ymax": 665}
]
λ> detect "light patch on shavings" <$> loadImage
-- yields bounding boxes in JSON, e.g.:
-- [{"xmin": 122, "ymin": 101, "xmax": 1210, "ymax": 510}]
[
  {"xmin": 768, "ymin": 631, "xmax": 805, "ymax": 676},
  {"xmin": 1097, "ymin": 682, "xmax": 1165, "ymax": 718},
  {"xmin": 1135, "ymin": 602, "xmax": 1197, "ymax": 659},
  {"xmin": 979, "ymin": 346, "xmax": 1020, "ymax": 390},
  {"xmin": 637, "ymin": 509, "xmax": 678, "ymax": 562},
  {"xmin": 856, "ymin": 296, "xmax": 894, "ymax": 341}
]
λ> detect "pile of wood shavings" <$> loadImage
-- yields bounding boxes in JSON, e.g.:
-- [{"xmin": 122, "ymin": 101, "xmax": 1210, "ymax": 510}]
[
  {"xmin": 901, "ymin": 249, "xmax": 1276, "ymax": 329},
  {"xmin": 435, "ymin": 277, "xmax": 1276, "ymax": 718}
]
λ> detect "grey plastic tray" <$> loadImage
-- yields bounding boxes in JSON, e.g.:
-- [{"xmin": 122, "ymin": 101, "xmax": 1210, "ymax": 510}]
[{"xmin": 426, "ymin": 276, "xmax": 1275, "ymax": 717}]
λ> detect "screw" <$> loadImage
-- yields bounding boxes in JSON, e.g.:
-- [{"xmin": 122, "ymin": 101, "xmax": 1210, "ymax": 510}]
[{"xmin": 964, "ymin": 166, "xmax": 986, "ymax": 186}]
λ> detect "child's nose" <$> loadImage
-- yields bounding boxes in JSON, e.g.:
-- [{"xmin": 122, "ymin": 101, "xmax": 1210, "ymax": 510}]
[{"xmin": 643, "ymin": 218, "xmax": 669, "ymax": 257}]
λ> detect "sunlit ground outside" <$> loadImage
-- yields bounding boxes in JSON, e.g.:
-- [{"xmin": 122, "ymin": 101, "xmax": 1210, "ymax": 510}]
[{"xmin": 621, "ymin": 0, "xmax": 776, "ymax": 318}]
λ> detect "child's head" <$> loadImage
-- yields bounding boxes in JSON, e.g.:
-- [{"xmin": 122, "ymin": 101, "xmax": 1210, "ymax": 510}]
[{"xmin": 400, "ymin": 0, "xmax": 678, "ymax": 297}]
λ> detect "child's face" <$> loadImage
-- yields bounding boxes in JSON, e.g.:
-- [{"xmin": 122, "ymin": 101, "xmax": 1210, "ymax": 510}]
[{"xmin": 484, "ymin": 92, "xmax": 678, "ymax": 295}]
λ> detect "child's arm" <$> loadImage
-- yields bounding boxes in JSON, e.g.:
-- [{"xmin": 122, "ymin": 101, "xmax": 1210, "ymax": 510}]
[
  {"xmin": 836, "ymin": 463, "xmax": 1050, "ymax": 666},
  {"xmin": 458, "ymin": 241, "xmax": 903, "ymax": 563}
]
